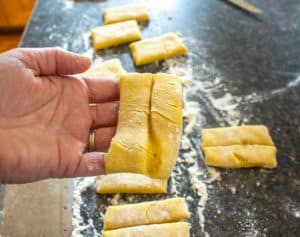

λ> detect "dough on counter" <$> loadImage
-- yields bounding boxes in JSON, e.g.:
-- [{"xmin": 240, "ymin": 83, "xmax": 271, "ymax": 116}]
[
  {"xmin": 103, "ymin": 4, "xmax": 149, "ymax": 24},
  {"xmin": 81, "ymin": 59, "xmax": 126, "ymax": 77},
  {"xmin": 202, "ymin": 125, "xmax": 277, "ymax": 168},
  {"xmin": 130, "ymin": 33, "xmax": 188, "ymax": 66},
  {"xmin": 106, "ymin": 73, "xmax": 153, "ymax": 175},
  {"xmin": 103, "ymin": 198, "xmax": 190, "ymax": 230},
  {"xmin": 149, "ymin": 73, "xmax": 183, "ymax": 178},
  {"xmin": 96, "ymin": 173, "xmax": 167, "ymax": 194},
  {"xmin": 102, "ymin": 222, "xmax": 190, "ymax": 237},
  {"xmin": 204, "ymin": 145, "xmax": 277, "ymax": 168},
  {"xmin": 92, "ymin": 20, "xmax": 141, "ymax": 50},
  {"xmin": 201, "ymin": 125, "xmax": 274, "ymax": 147},
  {"xmin": 105, "ymin": 73, "xmax": 183, "ymax": 178}
]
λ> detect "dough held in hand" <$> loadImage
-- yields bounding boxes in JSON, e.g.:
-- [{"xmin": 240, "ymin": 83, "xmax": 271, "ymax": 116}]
[
  {"xmin": 103, "ymin": 4, "xmax": 149, "ymax": 24},
  {"xmin": 92, "ymin": 20, "xmax": 141, "ymax": 50},
  {"xmin": 102, "ymin": 222, "xmax": 190, "ymax": 237},
  {"xmin": 106, "ymin": 73, "xmax": 153, "ymax": 175},
  {"xmin": 106, "ymin": 73, "xmax": 183, "ymax": 179},
  {"xmin": 96, "ymin": 173, "xmax": 167, "ymax": 194},
  {"xmin": 130, "ymin": 33, "xmax": 188, "ymax": 66},
  {"xmin": 148, "ymin": 73, "xmax": 183, "ymax": 178},
  {"xmin": 103, "ymin": 198, "xmax": 190, "ymax": 230}
]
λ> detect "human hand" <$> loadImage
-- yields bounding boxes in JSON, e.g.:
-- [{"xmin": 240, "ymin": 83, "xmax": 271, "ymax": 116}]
[{"xmin": 0, "ymin": 48, "xmax": 119, "ymax": 183}]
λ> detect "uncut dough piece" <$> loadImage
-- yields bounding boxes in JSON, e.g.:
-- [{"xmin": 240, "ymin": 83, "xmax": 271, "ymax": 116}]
[
  {"xmin": 103, "ymin": 4, "xmax": 149, "ymax": 24},
  {"xmin": 102, "ymin": 222, "xmax": 190, "ymax": 237},
  {"xmin": 103, "ymin": 198, "xmax": 189, "ymax": 230},
  {"xmin": 202, "ymin": 125, "xmax": 274, "ymax": 147},
  {"xmin": 148, "ymin": 73, "xmax": 183, "ymax": 179},
  {"xmin": 96, "ymin": 173, "xmax": 167, "ymax": 194},
  {"xmin": 204, "ymin": 145, "xmax": 277, "ymax": 168},
  {"xmin": 92, "ymin": 20, "xmax": 141, "ymax": 50},
  {"xmin": 81, "ymin": 59, "xmax": 126, "ymax": 77},
  {"xmin": 106, "ymin": 73, "xmax": 152, "ymax": 174},
  {"xmin": 130, "ymin": 33, "xmax": 188, "ymax": 66}
]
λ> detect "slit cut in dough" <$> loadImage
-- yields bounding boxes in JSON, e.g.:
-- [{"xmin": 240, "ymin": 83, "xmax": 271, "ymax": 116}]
[
  {"xmin": 103, "ymin": 198, "xmax": 190, "ymax": 230},
  {"xmin": 96, "ymin": 173, "xmax": 167, "ymax": 194},
  {"xmin": 130, "ymin": 33, "xmax": 188, "ymax": 66},
  {"xmin": 202, "ymin": 125, "xmax": 277, "ymax": 168},
  {"xmin": 102, "ymin": 222, "xmax": 190, "ymax": 237},
  {"xmin": 204, "ymin": 145, "xmax": 277, "ymax": 168},
  {"xmin": 105, "ymin": 73, "xmax": 183, "ymax": 179},
  {"xmin": 80, "ymin": 59, "xmax": 126, "ymax": 77},
  {"xmin": 92, "ymin": 20, "xmax": 141, "ymax": 50},
  {"xmin": 103, "ymin": 4, "xmax": 149, "ymax": 24}
]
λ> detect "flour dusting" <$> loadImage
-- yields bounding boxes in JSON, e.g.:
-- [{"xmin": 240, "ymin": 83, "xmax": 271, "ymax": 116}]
[{"xmin": 71, "ymin": 177, "xmax": 96, "ymax": 237}]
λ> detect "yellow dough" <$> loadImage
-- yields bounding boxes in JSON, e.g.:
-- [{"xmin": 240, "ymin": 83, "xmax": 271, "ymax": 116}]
[
  {"xmin": 103, "ymin": 4, "xmax": 149, "ymax": 24},
  {"xmin": 96, "ymin": 173, "xmax": 167, "ymax": 194},
  {"xmin": 201, "ymin": 125, "xmax": 274, "ymax": 147},
  {"xmin": 130, "ymin": 33, "xmax": 188, "ymax": 66},
  {"xmin": 106, "ymin": 73, "xmax": 183, "ymax": 178},
  {"xmin": 106, "ymin": 73, "xmax": 153, "ymax": 174},
  {"xmin": 103, "ymin": 198, "xmax": 189, "ymax": 230},
  {"xmin": 92, "ymin": 20, "xmax": 141, "ymax": 50},
  {"xmin": 149, "ymin": 74, "xmax": 183, "ymax": 178},
  {"xmin": 202, "ymin": 125, "xmax": 277, "ymax": 168},
  {"xmin": 102, "ymin": 222, "xmax": 190, "ymax": 237},
  {"xmin": 204, "ymin": 145, "xmax": 277, "ymax": 168},
  {"xmin": 81, "ymin": 59, "xmax": 126, "ymax": 77}
]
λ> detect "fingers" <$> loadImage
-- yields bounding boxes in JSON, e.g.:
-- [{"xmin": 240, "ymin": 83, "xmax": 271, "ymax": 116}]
[
  {"xmin": 84, "ymin": 77, "xmax": 119, "ymax": 103},
  {"xmin": 94, "ymin": 127, "xmax": 116, "ymax": 152},
  {"xmin": 90, "ymin": 101, "xmax": 119, "ymax": 129},
  {"xmin": 14, "ymin": 48, "xmax": 91, "ymax": 76},
  {"xmin": 63, "ymin": 127, "xmax": 116, "ymax": 178},
  {"xmin": 67, "ymin": 152, "xmax": 106, "ymax": 177}
]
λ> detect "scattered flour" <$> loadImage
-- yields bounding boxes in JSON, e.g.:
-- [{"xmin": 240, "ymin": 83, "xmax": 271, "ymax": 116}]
[
  {"xmin": 206, "ymin": 167, "xmax": 222, "ymax": 184},
  {"xmin": 230, "ymin": 186, "xmax": 237, "ymax": 195},
  {"xmin": 237, "ymin": 209, "xmax": 265, "ymax": 237},
  {"xmin": 188, "ymin": 165, "xmax": 208, "ymax": 233},
  {"xmin": 71, "ymin": 177, "xmax": 96, "ymax": 237},
  {"xmin": 183, "ymin": 101, "xmax": 201, "ymax": 135},
  {"xmin": 111, "ymin": 194, "xmax": 121, "ymax": 206}
]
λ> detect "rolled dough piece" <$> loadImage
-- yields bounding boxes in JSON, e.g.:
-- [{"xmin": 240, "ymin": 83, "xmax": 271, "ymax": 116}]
[
  {"xmin": 149, "ymin": 73, "xmax": 183, "ymax": 178},
  {"xmin": 106, "ymin": 73, "xmax": 153, "ymax": 174},
  {"xmin": 102, "ymin": 222, "xmax": 190, "ymax": 237},
  {"xmin": 105, "ymin": 73, "xmax": 183, "ymax": 178},
  {"xmin": 96, "ymin": 173, "xmax": 167, "ymax": 194},
  {"xmin": 81, "ymin": 59, "xmax": 126, "ymax": 77},
  {"xmin": 92, "ymin": 20, "xmax": 141, "ymax": 50},
  {"xmin": 204, "ymin": 145, "xmax": 277, "ymax": 168},
  {"xmin": 130, "ymin": 33, "xmax": 188, "ymax": 66},
  {"xmin": 103, "ymin": 198, "xmax": 190, "ymax": 230},
  {"xmin": 103, "ymin": 4, "xmax": 149, "ymax": 24},
  {"xmin": 201, "ymin": 125, "xmax": 274, "ymax": 147}
]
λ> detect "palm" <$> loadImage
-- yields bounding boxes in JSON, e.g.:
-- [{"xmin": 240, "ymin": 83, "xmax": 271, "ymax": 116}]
[{"xmin": 0, "ymin": 48, "xmax": 118, "ymax": 183}]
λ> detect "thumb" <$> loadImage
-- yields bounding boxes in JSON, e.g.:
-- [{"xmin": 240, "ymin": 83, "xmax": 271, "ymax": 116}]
[
  {"xmin": 14, "ymin": 47, "xmax": 91, "ymax": 76},
  {"xmin": 67, "ymin": 152, "xmax": 106, "ymax": 178}
]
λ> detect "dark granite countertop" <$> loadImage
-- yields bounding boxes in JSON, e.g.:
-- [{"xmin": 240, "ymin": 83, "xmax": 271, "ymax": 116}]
[{"xmin": 4, "ymin": 0, "xmax": 300, "ymax": 236}]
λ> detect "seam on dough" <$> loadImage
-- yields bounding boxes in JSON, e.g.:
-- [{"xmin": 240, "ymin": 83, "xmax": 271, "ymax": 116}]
[
  {"xmin": 233, "ymin": 152, "xmax": 248, "ymax": 165},
  {"xmin": 151, "ymin": 110, "xmax": 177, "ymax": 124}
]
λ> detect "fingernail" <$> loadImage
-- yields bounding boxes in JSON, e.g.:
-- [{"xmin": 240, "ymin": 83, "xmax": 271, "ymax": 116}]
[{"xmin": 83, "ymin": 152, "xmax": 106, "ymax": 173}]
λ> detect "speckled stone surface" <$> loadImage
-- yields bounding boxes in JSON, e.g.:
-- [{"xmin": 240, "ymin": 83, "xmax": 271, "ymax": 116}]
[{"xmin": 15, "ymin": 0, "xmax": 300, "ymax": 236}]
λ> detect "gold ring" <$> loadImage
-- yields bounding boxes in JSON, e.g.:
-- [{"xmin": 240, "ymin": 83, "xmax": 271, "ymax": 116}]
[{"xmin": 88, "ymin": 130, "xmax": 96, "ymax": 152}]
